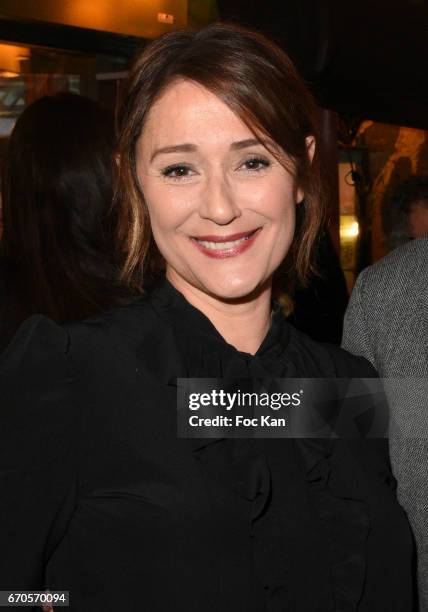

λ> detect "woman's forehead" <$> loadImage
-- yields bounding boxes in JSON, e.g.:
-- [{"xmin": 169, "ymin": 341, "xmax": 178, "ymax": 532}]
[{"xmin": 139, "ymin": 79, "xmax": 256, "ymax": 151}]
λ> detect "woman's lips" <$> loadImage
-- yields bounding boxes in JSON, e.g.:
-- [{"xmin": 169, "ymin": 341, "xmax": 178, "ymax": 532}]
[{"xmin": 189, "ymin": 227, "xmax": 262, "ymax": 259}]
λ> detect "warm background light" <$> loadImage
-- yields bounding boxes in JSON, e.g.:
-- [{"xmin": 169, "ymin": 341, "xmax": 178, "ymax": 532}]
[
  {"xmin": 0, "ymin": 43, "xmax": 29, "ymax": 76},
  {"xmin": 340, "ymin": 218, "xmax": 360, "ymax": 239},
  {"xmin": 0, "ymin": 0, "xmax": 188, "ymax": 38}
]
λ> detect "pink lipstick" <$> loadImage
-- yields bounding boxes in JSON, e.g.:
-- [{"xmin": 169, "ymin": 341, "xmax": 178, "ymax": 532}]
[{"xmin": 190, "ymin": 227, "xmax": 262, "ymax": 259}]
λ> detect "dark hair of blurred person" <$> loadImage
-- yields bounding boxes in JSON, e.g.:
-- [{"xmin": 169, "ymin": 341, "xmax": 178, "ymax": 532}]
[
  {"xmin": 0, "ymin": 92, "xmax": 129, "ymax": 346},
  {"xmin": 287, "ymin": 227, "xmax": 349, "ymax": 344},
  {"xmin": 382, "ymin": 175, "xmax": 428, "ymax": 251}
]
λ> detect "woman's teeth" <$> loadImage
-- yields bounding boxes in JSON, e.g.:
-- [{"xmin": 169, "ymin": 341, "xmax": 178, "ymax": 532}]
[{"xmin": 195, "ymin": 234, "xmax": 252, "ymax": 250}]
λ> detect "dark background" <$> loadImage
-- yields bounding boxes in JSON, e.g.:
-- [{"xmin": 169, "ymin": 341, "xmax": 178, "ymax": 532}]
[{"xmin": 217, "ymin": 0, "xmax": 428, "ymax": 130}]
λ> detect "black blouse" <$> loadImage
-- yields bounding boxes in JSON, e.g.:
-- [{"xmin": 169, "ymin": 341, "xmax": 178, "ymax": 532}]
[{"xmin": 0, "ymin": 275, "xmax": 414, "ymax": 611}]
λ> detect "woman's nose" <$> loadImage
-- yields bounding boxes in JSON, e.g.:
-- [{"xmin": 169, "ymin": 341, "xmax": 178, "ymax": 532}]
[{"xmin": 198, "ymin": 173, "xmax": 241, "ymax": 225}]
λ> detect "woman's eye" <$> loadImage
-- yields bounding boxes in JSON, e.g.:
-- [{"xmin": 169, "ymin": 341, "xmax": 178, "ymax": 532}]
[
  {"xmin": 161, "ymin": 165, "xmax": 195, "ymax": 180},
  {"xmin": 240, "ymin": 157, "xmax": 271, "ymax": 172}
]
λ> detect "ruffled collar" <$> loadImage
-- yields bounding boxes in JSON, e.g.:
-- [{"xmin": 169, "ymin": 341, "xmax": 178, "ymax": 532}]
[
  {"xmin": 146, "ymin": 274, "xmax": 308, "ymax": 385},
  {"xmin": 148, "ymin": 273, "xmax": 288, "ymax": 360}
]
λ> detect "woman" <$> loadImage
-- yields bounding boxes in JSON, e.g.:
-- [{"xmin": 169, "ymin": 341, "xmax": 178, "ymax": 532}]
[
  {"xmin": 0, "ymin": 24, "xmax": 413, "ymax": 611},
  {"xmin": 0, "ymin": 92, "xmax": 127, "ymax": 350}
]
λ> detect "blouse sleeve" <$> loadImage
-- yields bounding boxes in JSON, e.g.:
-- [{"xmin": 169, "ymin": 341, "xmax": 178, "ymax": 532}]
[{"xmin": 0, "ymin": 315, "xmax": 80, "ymax": 591}]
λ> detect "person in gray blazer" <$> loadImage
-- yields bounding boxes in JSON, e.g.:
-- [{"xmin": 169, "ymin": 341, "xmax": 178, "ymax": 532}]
[{"xmin": 342, "ymin": 236, "xmax": 428, "ymax": 611}]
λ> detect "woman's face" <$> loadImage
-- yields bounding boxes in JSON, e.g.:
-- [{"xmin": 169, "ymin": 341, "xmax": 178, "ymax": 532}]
[{"xmin": 136, "ymin": 78, "xmax": 308, "ymax": 300}]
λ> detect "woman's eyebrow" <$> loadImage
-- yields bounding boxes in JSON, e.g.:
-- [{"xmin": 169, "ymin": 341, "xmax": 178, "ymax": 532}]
[
  {"xmin": 150, "ymin": 138, "xmax": 267, "ymax": 163},
  {"xmin": 150, "ymin": 143, "xmax": 196, "ymax": 162},
  {"xmin": 230, "ymin": 138, "xmax": 265, "ymax": 150}
]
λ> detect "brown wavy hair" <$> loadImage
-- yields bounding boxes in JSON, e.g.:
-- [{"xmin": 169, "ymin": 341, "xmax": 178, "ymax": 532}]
[{"xmin": 114, "ymin": 22, "xmax": 327, "ymax": 298}]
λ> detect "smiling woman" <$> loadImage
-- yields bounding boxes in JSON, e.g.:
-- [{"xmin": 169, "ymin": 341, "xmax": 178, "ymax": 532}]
[
  {"xmin": 113, "ymin": 22, "xmax": 323, "ymax": 352},
  {"xmin": 0, "ymin": 22, "xmax": 414, "ymax": 612},
  {"xmin": 133, "ymin": 78, "xmax": 307, "ymax": 350}
]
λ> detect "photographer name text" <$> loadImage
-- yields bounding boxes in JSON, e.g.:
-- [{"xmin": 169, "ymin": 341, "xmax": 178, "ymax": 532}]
[{"xmin": 189, "ymin": 414, "xmax": 287, "ymax": 427}]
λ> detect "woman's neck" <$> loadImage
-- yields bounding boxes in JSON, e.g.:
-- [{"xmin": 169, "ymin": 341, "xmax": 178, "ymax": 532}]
[{"xmin": 166, "ymin": 270, "xmax": 273, "ymax": 355}]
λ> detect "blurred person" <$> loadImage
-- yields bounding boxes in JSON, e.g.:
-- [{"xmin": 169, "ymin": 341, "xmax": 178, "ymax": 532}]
[
  {"xmin": 382, "ymin": 175, "xmax": 428, "ymax": 251},
  {"xmin": 0, "ymin": 24, "xmax": 414, "ymax": 611},
  {"xmin": 342, "ymin": 236, "xmax": 428, "ymax": 611},
  {"xmin": 0, "ymin": 92, "xmax": 128, "ymax": 350}
]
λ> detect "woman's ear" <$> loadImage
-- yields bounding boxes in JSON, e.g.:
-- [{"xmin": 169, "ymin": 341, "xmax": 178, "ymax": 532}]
[
  {"xmin": 296, "ymin": 135, "xmax": 316, "ymax": 204},
  {"xmin": 306, "ymin": 135, "xmax": 316, "ymax": 164}
]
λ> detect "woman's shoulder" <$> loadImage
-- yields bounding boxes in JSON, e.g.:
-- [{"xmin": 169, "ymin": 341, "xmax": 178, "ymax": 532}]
[
  {"xmin": 286, "ymin": 324, "xmax": 394, "ymax": 492},
  {"xmin": 64, "ymin": 294, "xmax": 162, "ymax": 360},
  {"xmin": 286, "ymin": 321, "xmax": 378, "ymax": 378},
  {"xmin": 0, "ymin": 313, "xmax": 69, "ymax": 373},
  {"xmin": 0, "ymin": 293, "xmax": 159, "ymax": 374}
]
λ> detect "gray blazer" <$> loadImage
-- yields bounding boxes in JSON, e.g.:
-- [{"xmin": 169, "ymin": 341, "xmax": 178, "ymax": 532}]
[{"xmin": 342, "ymin": 237, "xmax": 428, "ymax": 611}]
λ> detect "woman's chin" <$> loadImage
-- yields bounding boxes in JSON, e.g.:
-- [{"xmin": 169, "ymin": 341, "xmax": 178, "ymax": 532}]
[
  {"xmin": 167, "ymin": 263, "xmax": 272, "ymax": 302},
  {"xmin": 197, "ymin": 275, "xmax": 269, "ymax": 303}
]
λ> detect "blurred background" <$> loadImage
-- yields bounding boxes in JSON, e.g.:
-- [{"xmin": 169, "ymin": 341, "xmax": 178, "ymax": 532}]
[{"xmin": 1, "ymin": 0, "xmax": 427, "ymax": 293}]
